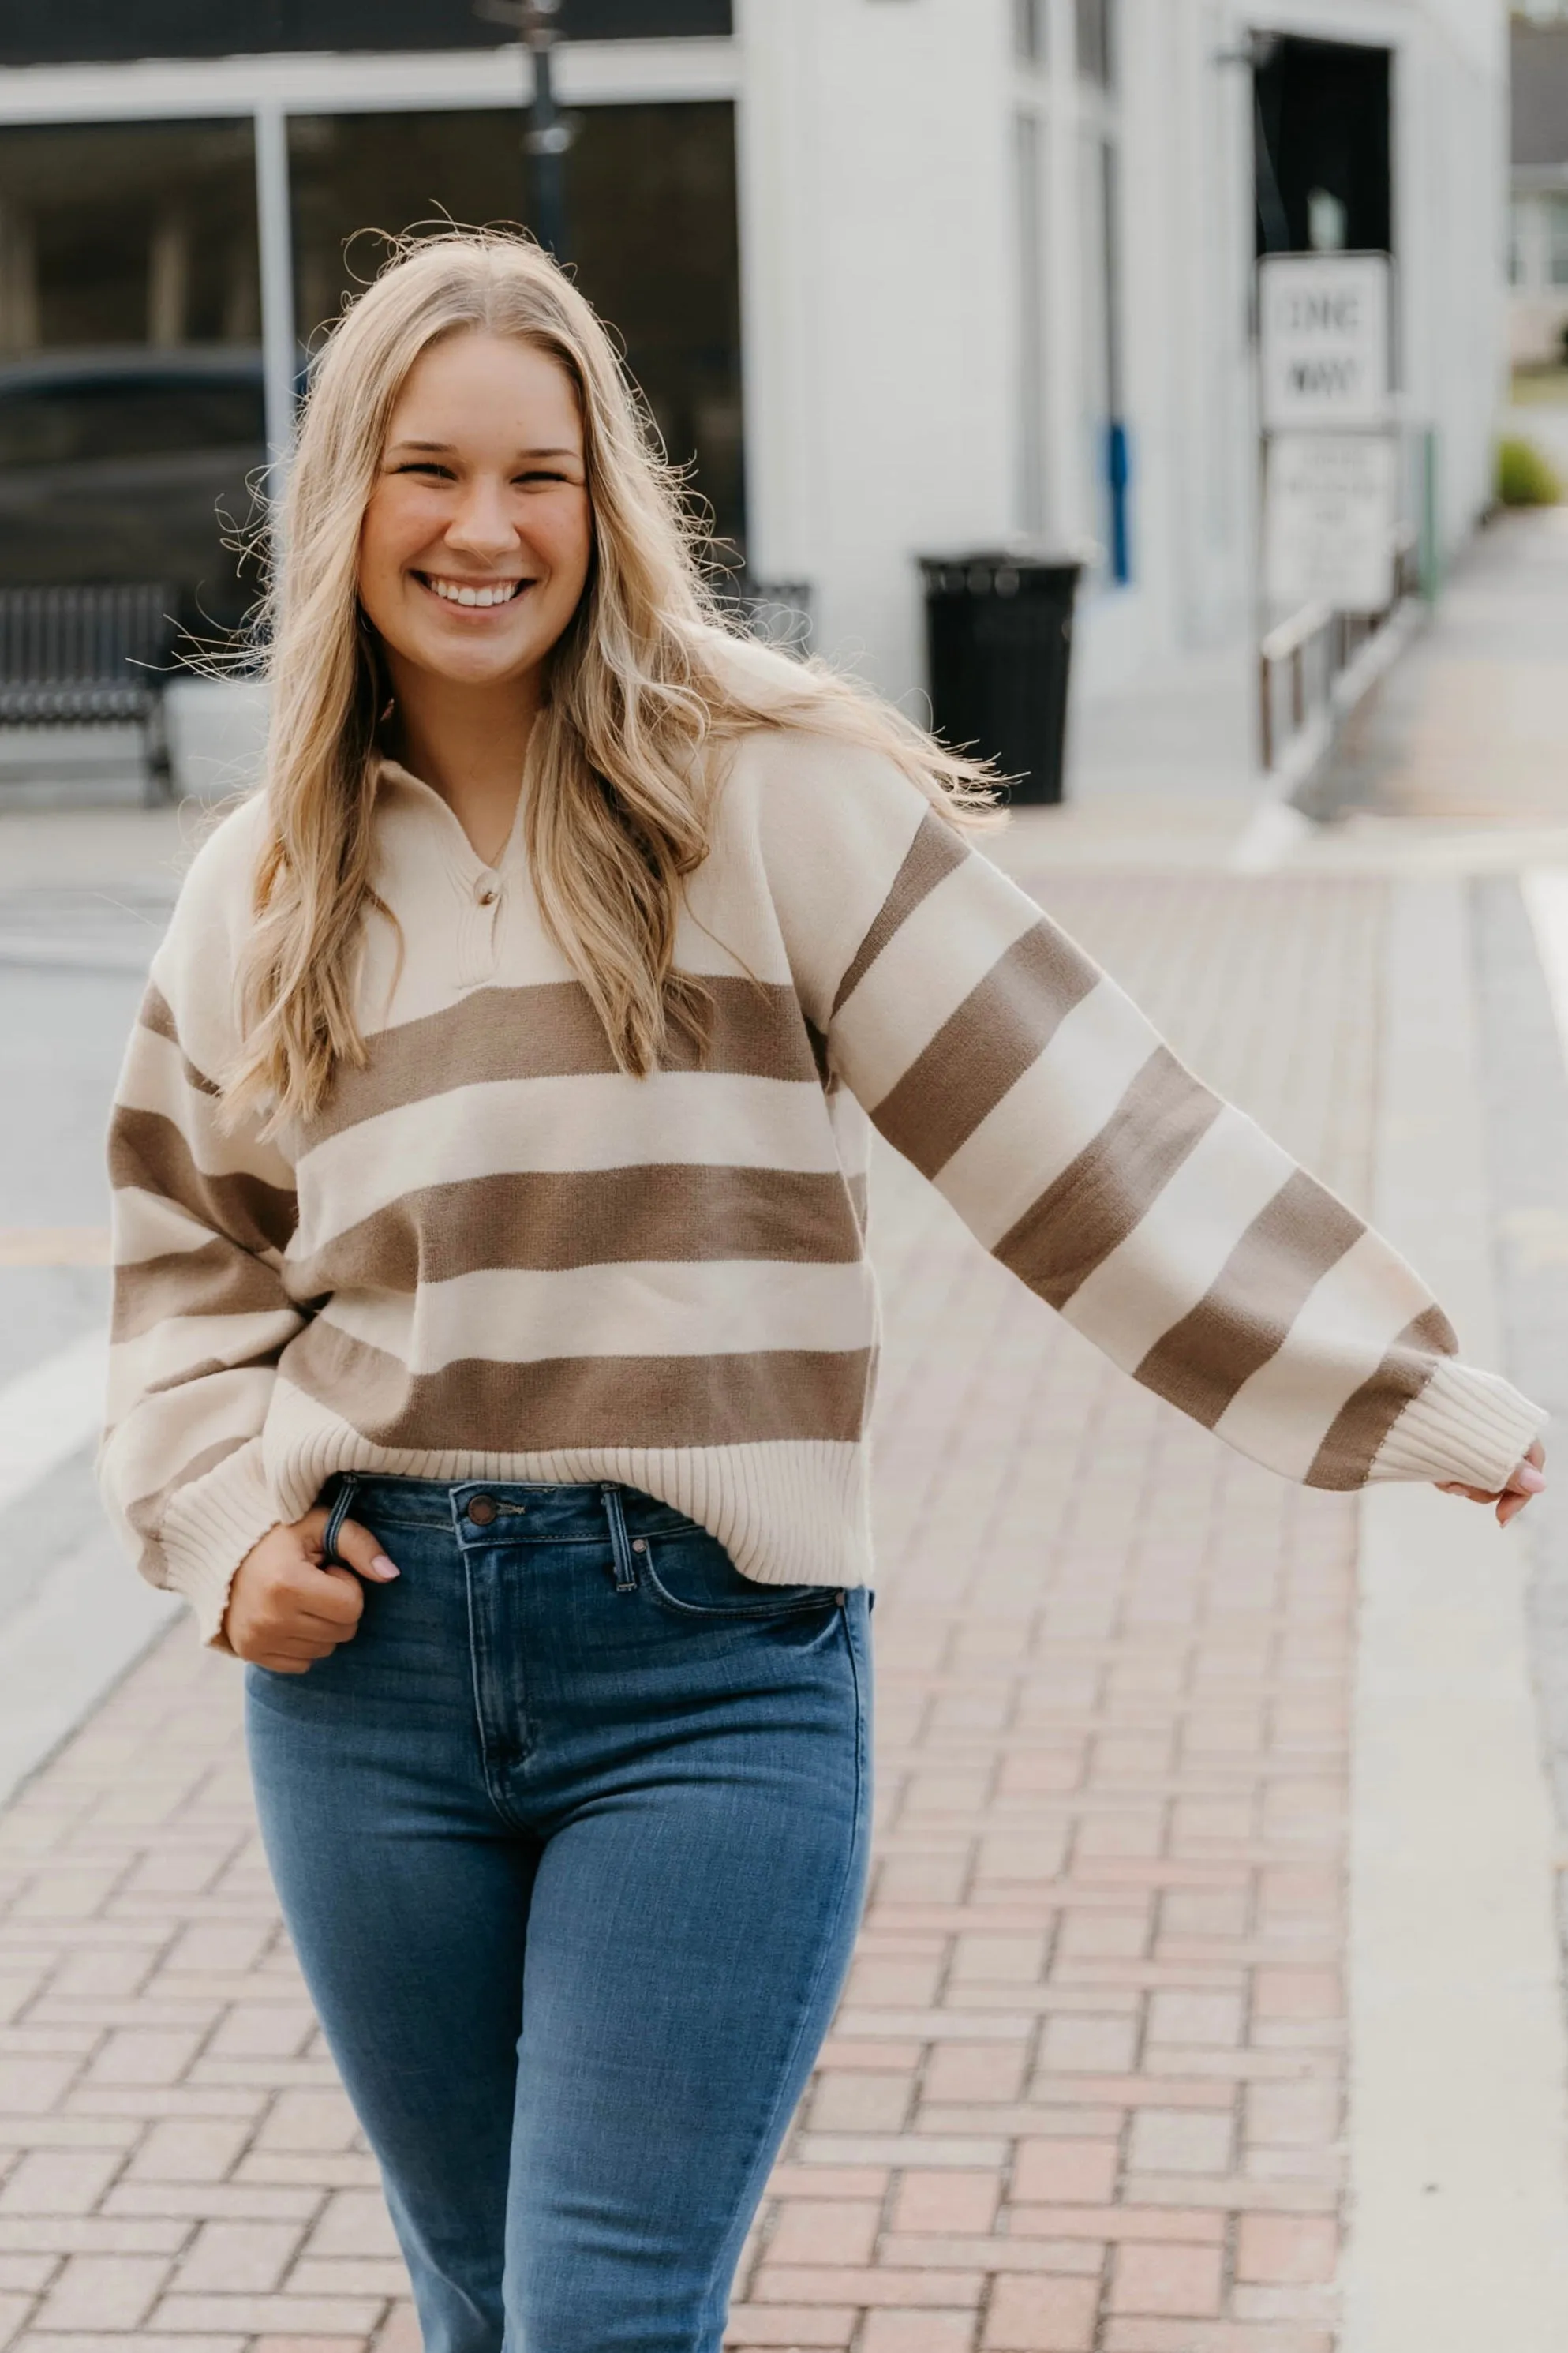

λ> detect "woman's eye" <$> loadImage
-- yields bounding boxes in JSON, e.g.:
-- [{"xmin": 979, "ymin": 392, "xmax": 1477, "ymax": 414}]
[
  {"xmin": 518, "ymin": 470, "xmax": 568, "ymax": 486},
  {"xmin": 395, "ymin": 462, "xmax": 453, "ymax": 479}
]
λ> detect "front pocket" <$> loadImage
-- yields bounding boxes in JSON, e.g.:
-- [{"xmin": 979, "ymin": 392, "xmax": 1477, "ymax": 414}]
[{"xmin": 641, "ymin": 1527, "xmax": 842, "ymax": 1620}]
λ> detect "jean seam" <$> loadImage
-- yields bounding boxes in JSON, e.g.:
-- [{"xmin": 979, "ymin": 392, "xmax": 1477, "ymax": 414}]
[
  {"xmin": 697, "ymin": 1602, "xmax": 870, "ymax": 2317},
  {"xmin": 638, "ymin": 1549, "xmax": 840, "ymax": 1622},
  {"xmin": 601, "ymin": 1485, "xmax": 638, "ymax": 1592},
  {"xmin": 459, "ymin": 1533, "xmax": 534, "ymax": 1828}
]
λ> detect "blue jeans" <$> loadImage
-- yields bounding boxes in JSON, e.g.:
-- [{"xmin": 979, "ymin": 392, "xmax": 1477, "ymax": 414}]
[{"xmin": 244, "ymin": 1477, "xmax": 871, "ymax": 2353}]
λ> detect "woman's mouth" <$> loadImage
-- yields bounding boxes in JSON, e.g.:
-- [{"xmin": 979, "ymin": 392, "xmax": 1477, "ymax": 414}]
[{"xmin": 415, "ymin": 573, "xmax": 531, "ymax": 609}]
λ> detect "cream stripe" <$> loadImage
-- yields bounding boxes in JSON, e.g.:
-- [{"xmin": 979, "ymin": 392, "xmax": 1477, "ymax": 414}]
[
  {"xmin": 936, "ymin": 979, "xmax": 1161, "ymax": 1248},
  {"xmin": 832, "ymin": 811, "xmax": 971, "ymax": 1015},
  {"xmin": 107, "ymin": 1308, "xmax": 302, "ymax": 1423},
  {"xmin": 291, "ymin": 1074, "xmax": 841, "ymax": 1254},
  {"xmin": 1062, "ymin": 1106, "xmax": 1299, "ymax": 1371},
  {"xmin": 1214, "ymin": 1227, "xmax": 1436, "ymax": 1481},
  {"xmin": 829, "ymin": 860, "xmax": 1042, "ymax": 1106},
  {"xmin": 314, "ymin": 1257, "xmax": 878, "ymax": 1375},
  {"xmin": 115, "ymin": 1025, "xmax": 295, "ymax": 1190},
  {"xmin": 101, "ymin": 1368, "xmax": 278, "ymax": 1532},
  {"xmin": 111, "ymin": 1188, "xmax": 241, "ymax": 1269}
]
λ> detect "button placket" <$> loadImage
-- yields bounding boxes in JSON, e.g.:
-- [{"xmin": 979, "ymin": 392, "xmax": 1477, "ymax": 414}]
[{"xmin": 454, "ymin": 869, "xmax": 503, "ymax": 986}]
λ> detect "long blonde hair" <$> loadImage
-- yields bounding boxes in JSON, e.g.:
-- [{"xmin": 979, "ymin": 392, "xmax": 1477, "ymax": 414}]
[{"xmin": 226, "ymin": 229, "xmax": 994, "ymax": 1126}]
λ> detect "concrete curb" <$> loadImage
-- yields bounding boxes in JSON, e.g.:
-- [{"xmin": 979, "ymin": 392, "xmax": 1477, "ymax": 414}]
[{"xmin": 1344, "ymin": 878, "xmax": 1568, "ymax": 2347}]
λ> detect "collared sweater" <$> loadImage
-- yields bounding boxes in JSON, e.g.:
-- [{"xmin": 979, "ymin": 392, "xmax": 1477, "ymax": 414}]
[{"xmin": 101, "ymin": 715, "xmax": 1546, "ymax": 1645}]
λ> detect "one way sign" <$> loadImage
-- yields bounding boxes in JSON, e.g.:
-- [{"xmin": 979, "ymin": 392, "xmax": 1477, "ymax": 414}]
[{"xmin": 1259, "ymin": 253, "xmax": 1391, "ymax": 432}]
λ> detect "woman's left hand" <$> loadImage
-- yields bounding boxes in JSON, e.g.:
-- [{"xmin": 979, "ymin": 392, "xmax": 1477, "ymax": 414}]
[{"xmin": 1437, "ymin": 1438, "xmax": 1547, "ymax": 1527}]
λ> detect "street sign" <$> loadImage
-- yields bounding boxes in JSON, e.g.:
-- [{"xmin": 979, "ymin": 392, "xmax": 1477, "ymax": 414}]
[
  {"xmin": 1264, "ymin": 433, "xmax": 1398, "ymax": 613},
  {"xmin": 1259, "ymin": 253, "xmax": 1392, "ymax": 432}
]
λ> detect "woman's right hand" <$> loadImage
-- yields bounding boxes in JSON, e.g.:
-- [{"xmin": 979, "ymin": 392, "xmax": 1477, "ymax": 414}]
[{"xmin": 223, "ymin": 1506, "xmax": 399, "ymax": 1672}]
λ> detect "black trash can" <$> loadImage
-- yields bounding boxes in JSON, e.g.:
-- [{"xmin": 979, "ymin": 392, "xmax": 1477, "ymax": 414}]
[{"xmin": 919, "ymin": 552, "xmax": 1083, "ymax": 804}]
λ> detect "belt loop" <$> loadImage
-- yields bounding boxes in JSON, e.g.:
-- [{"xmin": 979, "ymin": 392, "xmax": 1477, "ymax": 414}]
[
  {"xmin": 602, "ymin": 1484, "xmax": 638, "ymax": 1592},
  {"xmin": 323, "ymin": 1473, "xmax": 359, "ymax": 1565}
]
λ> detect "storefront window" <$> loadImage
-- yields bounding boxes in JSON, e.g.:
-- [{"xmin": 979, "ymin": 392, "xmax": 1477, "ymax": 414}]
[
  {"xmin": 287, "ymin": 102, "xmax": 745, "ymax": 556},
  {"xmin": 1510, "ymin": 201, "xmax": 1530, "ymax": 288},
  {"xmin": 0, "ymin": 2, "xmax": 732, "ymax": 68},
  {"xmin": 0, "ymin": 120, "xmax": 264, "ymax": 625},
  {"xmin": 1548, "ymin": 193, "xmax": 1568, "ymax": 287}
]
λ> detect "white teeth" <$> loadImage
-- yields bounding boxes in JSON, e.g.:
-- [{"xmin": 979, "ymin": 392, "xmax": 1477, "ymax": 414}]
[{"xmin": 427, "ymin": 578, "xmax": 521, "ymax": 608}]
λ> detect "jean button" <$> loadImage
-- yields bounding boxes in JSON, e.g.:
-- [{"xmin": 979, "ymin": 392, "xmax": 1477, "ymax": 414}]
[{"xmin": 466, "ymin": 1494, "xmax": 499, "ymax": 1527}]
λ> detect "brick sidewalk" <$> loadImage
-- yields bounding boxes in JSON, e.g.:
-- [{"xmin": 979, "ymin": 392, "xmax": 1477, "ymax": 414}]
[{"xmin": 0, "ymin": 873, "xmax": 1383, "ymax": 2353}]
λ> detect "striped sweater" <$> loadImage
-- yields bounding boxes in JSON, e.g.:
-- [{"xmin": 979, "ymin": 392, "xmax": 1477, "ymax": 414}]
[{"xmin": 102, "ymin": 718, "xmax": 1544, "ymax": 1645}]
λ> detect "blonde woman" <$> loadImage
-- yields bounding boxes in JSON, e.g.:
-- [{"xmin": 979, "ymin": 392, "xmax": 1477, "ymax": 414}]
[{"xmin": 103, "ymin": 234, "xmax": 1544, "ymax": 2353}]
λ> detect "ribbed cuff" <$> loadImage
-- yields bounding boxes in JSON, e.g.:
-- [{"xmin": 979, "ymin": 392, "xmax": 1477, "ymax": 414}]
[
  {"xmin": 158, "ymin": 1438, "xmax": 283, "ymax": 1648},
  {"xmin": 1372, "ymin": 1358, "xmax": 1547, "ymax": 1493}
]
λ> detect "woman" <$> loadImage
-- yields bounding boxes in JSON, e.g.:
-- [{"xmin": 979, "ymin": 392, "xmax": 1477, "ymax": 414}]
[{"xmin": 102, "ymin": 234, "xmax": 1545, "ymax": 2353}]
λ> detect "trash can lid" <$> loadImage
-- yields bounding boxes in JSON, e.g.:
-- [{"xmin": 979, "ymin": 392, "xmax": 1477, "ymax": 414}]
[{"xmin": 919, "ymin": 550, "xmax": 1085, "ymax": 598}]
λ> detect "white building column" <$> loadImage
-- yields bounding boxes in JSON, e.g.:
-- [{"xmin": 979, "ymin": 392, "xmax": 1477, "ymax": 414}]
[
  {"xmin": 734, "ymin": 0, "xmax": 1017, "ymax": 703},
  {"xmin": 254, "ymin": 100, "xmax": 297, "ymax": 474}
]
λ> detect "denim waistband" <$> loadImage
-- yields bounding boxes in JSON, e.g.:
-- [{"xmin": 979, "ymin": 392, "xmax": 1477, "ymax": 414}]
[{"xmin": 324, "ymin": 1472, "xmax": 702, "ymax": 1549}]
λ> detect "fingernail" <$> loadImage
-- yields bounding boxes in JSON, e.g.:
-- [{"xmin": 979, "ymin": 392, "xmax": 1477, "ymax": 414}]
[
  {"xmin": 369, "ymin": 1554, "xmax": 400, "ymax": 1580},
  {"xmin": 1519, "ymin": 1467, "xmax": 1547, "ymax": 1494}
]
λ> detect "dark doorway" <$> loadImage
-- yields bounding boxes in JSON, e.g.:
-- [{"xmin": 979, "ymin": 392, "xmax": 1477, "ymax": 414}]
[{"xmin": 1255, "ymin": 36, "xmax": 1392, "ymax": 259}]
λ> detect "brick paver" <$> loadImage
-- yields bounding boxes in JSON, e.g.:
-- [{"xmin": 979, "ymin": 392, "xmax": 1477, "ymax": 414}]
[{"xmin": 0, "ymin": 871, "xmax": 1379, "ymax": 2353}]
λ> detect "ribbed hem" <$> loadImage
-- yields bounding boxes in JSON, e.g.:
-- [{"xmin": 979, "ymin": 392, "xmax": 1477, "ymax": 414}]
[
  {"xmin": 262, "ymin": 1380, "xmax": 876, "ymax": 1592},
  {"xmin": 159, "ymin": 1438, "xmax": 286, "ymax": 1648},
  {"xmin": 1371, "ymin": 1358, "xmax": 1547, "ymax": 1493}
]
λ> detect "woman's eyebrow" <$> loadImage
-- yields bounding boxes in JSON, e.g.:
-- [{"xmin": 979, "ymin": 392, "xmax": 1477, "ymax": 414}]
[{"xmin": 385, "ymin": 440, "xmax": 582, "ymax": 459}]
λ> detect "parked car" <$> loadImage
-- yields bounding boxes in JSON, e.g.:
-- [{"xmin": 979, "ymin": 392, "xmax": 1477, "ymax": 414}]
[{"xmin": 0, "ymin": 346, "xmax": 267, "ymax": 640}]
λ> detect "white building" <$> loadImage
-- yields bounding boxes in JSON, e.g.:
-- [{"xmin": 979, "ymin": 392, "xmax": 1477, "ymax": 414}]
[
  {"xmin": 0, "ymin": 0, "xmax": 1509, "ymax": 789},
  {"xmin": 1509, "ymin": 9, "xmax": 1568, "ymax": 368}
]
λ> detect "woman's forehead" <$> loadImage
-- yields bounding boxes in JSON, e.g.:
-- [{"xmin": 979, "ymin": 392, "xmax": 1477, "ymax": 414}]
[{"xmin": 387, "ymin": 332, "xmax": 582, "ymax": 445}]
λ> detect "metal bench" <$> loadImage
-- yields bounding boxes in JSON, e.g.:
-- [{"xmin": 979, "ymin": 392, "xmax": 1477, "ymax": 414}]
[{"xmin": 0, "ymin": 584, "xmax": 178, "ymax": 801}]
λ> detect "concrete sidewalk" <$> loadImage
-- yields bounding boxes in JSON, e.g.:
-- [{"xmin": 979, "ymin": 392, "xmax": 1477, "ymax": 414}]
[
  {"xmin": 7, "ymin": 511, "xmax": 1568, "ymax": 2352},
  {"xmin": 3, "ymin": 857, "xmax": 1566, "ymax": 2353}
]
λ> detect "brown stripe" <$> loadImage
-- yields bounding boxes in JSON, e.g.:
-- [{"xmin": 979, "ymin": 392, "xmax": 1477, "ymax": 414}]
[
  {"xmin": 282, "ymin": 1320, "xmax": 876, "ymax": 1452},
  {"xmin": 832, "ymin": 811, "xmax": 971, "ymax": 1016},
  {"xmin": 145, "ymin": 1325, "xmax": 298, "ymax": 1399},
  {"xmin": 286, "ymin": 1164, "xmax": 868, "ymax": 1296},
  {"xmin": 1133, "ymin": 1171, "xmax": 1364, "ymax": 1430},
  {"xmin": 308, "ymin": 976, "xmax": 821, "ymax": 1145},
  {"xmin": 873, "ymin": 919, "xmax": 1102, "ymax": 1176},
  {"xmin": 1305, "ymin": 1304, "xmax": 1459, "ymax": 1490},
  {"xmin": 125, "ymin": 1432, "xmax": 256, "ymax": 1583},
  {"xmin": 995, "ymin": 1047, "xmax": 1223, "ymax": 1311},
  {"xmin": 110, "ymin": 1106, "xmax": 298, "ymax": 1258},
  {"xmin": 113, "ymin": 1240, "xmax": 293, "ymax": 1343},
  {"xmin": 139, "ymin": 984, "xmax": 222, "ymax": 1095}
]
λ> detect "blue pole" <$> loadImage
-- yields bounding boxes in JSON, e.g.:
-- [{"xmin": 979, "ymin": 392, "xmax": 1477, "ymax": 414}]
[{"xmin": 1106, "ymin": 420, "xmax": 1132, "ymax": 586}]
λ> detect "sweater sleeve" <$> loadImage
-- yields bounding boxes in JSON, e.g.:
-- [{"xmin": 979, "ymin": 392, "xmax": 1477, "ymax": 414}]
[
  {"xmin": 755, "ymin": 736, "xmax": 1544, "ymax": 1495},
  {"xmin": 99, "ymin": 806, "xmax": 304, "ymax": 1645}
]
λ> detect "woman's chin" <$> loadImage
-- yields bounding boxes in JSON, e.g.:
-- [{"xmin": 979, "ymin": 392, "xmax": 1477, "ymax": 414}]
[{"xmin": 402, "ymin": 636, "xmax": 544, "ymax": 691}]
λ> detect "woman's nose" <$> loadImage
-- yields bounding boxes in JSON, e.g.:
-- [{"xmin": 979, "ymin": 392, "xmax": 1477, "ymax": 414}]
[{"xmin": 445, "ymin": 481, "xmax": 518, "ymax": 556}]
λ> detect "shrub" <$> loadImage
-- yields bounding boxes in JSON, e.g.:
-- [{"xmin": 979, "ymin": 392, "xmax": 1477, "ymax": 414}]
[{"xmin": 1499, "ymin": 435, "xmax": 1562, "ymax": 506}]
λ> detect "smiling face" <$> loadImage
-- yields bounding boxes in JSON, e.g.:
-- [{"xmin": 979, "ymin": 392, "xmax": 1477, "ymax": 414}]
[{"xmin": 357, "ymin": 328, "xmax": 594, "ymax": 695}]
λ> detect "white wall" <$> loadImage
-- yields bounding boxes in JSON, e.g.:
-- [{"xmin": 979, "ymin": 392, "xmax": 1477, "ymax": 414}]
[
  {"xmin": 735, "ymin": 0, "xmax": 1017, "ymax": 709},
  {"xmin": 735, "ymin": 0, "xmax": 1508, "ymax": 714}
]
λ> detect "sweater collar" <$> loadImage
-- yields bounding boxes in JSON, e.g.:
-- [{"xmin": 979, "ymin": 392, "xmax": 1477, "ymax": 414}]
[{"xmin": 375, "ymin": 755, "xmax": 528, "ymax": 878}]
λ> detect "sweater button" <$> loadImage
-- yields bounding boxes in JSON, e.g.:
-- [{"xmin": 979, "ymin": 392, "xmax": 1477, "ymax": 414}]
[
  {"xmin": 466, "ymin": 1494, "xmax": 499, "ymax": 1526},
  {"xmin": 475, "ymin": 881, "xmax": 499, "ymax": 906}
]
